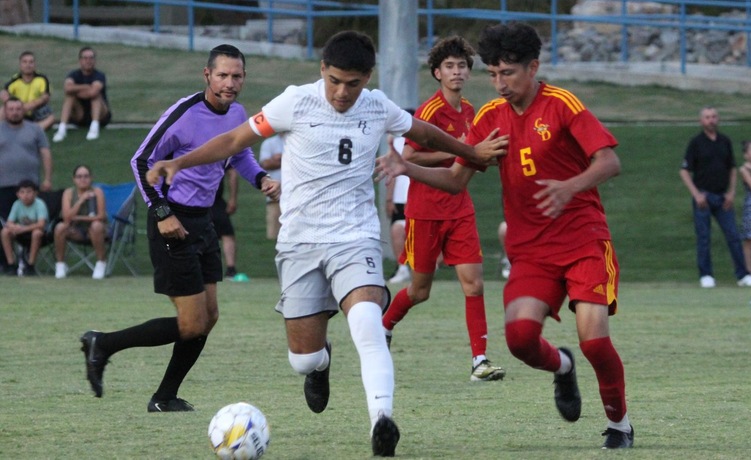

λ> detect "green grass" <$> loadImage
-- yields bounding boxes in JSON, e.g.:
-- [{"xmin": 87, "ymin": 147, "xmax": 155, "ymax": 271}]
[{"xmin": 0, "ymin": 278, "xmax": 750, "ymax": 458}]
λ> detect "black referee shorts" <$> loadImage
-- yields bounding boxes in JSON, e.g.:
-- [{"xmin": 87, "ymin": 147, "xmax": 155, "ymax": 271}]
[
  {"xmin": 210, "ymin": 197, "xmax": 235, "ymax": 237},
  {"xmin": 148, "ymin": 209, "xmax": 222, "ymax": 297}
]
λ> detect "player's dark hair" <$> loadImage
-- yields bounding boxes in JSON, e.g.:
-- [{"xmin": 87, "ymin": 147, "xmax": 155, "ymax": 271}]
[
  {"xmin": 4, "ymin": 96, "xmax": 21, "ymax": 106},
  {"xmin": 321, "ymin": 31, "xmax": 376, "ymax": 73},
  {"xmin": 208, "ymin": 44, "xmax": 246, "ymax": 68},
  {"xmin": 16, "ymin": 179, "xmax": 38, "ymax": 192},
  {"xmin": 477, "ymin": 22, "xmax": 542, "ymax": 67},
  {"xmin": 19, "ymin": 50, "xmax": 34, "ymax": 60},
  {"xmin": 742, "ymin": 140, "xmax": 751, "ymax": 152},
  {"xmin": 428, "ymin": 36, "xmax": 475, "ymax": 81}
]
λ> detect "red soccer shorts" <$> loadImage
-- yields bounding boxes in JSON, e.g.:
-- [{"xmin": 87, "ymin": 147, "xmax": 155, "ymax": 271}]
[
  {"xmin": 503, "ymin": 239, "xmax": 619, "ymax": 321},
  {"xmin": 400, "ymin": 215, "xmax": 483, "ymax": 273}
]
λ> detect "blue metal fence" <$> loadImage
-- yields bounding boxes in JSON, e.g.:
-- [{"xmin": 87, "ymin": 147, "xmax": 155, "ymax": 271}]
[{"xmin": 41, "ymin": 0, "xmax": 751, "ymax": 73}]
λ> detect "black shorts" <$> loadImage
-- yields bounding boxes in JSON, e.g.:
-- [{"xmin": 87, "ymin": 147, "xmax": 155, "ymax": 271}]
[
  {"xmin": 148, "ymin": 208, "xmax": 222, "ymax": 297},
  {"xmin": 390, "ymin": 203, "xmax": 406, "ymax": 225},
  {"xmin": 210, "ymin": 197, "xmax": 235, "ymax": 237}
]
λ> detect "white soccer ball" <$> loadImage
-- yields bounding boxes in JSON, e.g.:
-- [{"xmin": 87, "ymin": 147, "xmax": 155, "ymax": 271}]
[{"xmin": 208, "ymin": 402, "xmax": 270, "ymax": 460}]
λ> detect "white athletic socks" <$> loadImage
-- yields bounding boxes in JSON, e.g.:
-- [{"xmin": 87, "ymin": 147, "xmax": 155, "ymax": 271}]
[
  {"xmin": 608, "ymin": 414, "xmax": 632, "ymax": 432},
  {"xmin": 347, "ymin": 301, "xmax": 395, "ymax": 428},
  {"xmin": 288, "ymin": 347, "xmax": 329, "ymax": 375},
  {"xmin": 556, "ymin": 348, "xmax": 573, "ymax": 375}
]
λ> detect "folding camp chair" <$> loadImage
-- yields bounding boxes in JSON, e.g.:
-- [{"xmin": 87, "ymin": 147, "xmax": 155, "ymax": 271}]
[
  {"xmin": 65, "ymin": 182, "xmax": 138, "ymax": 277},
  {"xmin": 102, "ymin": 182, "xmax": 138, "ymax": 276}
]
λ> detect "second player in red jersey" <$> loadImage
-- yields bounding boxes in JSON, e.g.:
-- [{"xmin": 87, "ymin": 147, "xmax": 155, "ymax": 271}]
[{"xmin": 382, "ymin": 36, "xmax": 506, "ymax": 382}]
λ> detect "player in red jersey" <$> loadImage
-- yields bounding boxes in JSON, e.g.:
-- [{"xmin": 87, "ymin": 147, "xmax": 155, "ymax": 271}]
[
  {"xmin": 376, "ymin": 23, "xmax": 634, "ymax": 449},
  {"xmin": 381, "ymin": 36, "xmax": 506, "ymax": 382}
]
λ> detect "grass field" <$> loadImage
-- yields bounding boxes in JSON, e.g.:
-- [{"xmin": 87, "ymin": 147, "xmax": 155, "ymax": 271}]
[
  {"xmin": 2, "ymin": 31, "xmax": 751, "ymax": 459},
  {"xmin": 1, "ymin": 279, "xmax": 750, "ymax": 459}
]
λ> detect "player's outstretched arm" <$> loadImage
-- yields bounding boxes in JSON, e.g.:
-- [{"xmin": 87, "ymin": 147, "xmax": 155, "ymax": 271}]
[
  {"xmin": 376, "ymin": 147, "xmax": 475, "ymax": 195},
  {"xmin": 404, "ymin": 119, "xmax": 506, "ymax": 166},
  {"xmin": 147, "ymin": 122, "xmax": 262, "ymax": 186}
]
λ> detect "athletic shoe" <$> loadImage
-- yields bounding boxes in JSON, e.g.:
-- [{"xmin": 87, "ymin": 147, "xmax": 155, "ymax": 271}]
[
  {"xmin": 55, "ymin": 262, "xmax": 68, "ymax": 279},
  {"xmin": 553, "ymin": 347, "xmax": 581, "ymax": 422},
  {"xmin": 2, "ymin": 264, "xmax": 18, "ymax": 276},
  {"xmin": 737, "ymin": 275, "xmax": 751, "ymax": 286},
  {"xmin": 23, "ymin": 264, "xmax": 37, "ymax": 276},
  {"xmin": 602, "ymin": 425, "xmax": 634, "ymax": 449},
  {"xmin": 80, "ymin": 330, "xmax": 109, "ymax": 397},
  {"xmin": 147, "ymin": 397, "xmax": 195, "ymax": 412},
  {"xmin": 470, "ymin": 359, "xmax": 506, "ymax": 381},
  {"xmin": 304, "ymin": 341, "xmax": 331, "ymax": 413},
  {"xmin": 371, "ymin": 415, "xmax": 400, "ymax": 457},
  {"xmin": 700, "ymin": 275, "xmax": 716, "ymax": 288},
  {"xmin": 387, "ymin": 265, "xmax": 410, "ymax": 284},
  {"xmin": 52, "ymin": 129, "xmax": 66, "ymax": 142},
  {"xmin": 92, "ymin": 261, "xmax": 106, "ymax": 280},
  {"xmin": 85, "ymin": 127, "xmax": 99, "ymax": 141},
  {"xmin": 500, "ymin": 257, "xmax": 511, "ymax": 279},
  {"xmin": 225, "ymin": 266, "xmax": 237, "ymax": 277}
]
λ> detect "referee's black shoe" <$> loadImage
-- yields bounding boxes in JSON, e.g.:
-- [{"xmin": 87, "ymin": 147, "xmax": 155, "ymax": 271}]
[
  {"xmin": 80, "ymin": 330, "xmax": 109, "ymax": 398},
  {"xmin": 147, "ymin": 396, "xmax": 195, "ymax": 412}
]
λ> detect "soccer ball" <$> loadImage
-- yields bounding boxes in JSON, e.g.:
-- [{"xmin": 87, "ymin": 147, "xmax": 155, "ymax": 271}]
[{"xmin": 208, "ymin": 402, "xmax": 270, "ymax": 460}]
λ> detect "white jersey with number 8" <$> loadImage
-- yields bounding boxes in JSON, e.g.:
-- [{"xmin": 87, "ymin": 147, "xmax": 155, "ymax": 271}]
[{"xmin": 250, "ymin": 79, "xmax": 413, "ymax": 244}]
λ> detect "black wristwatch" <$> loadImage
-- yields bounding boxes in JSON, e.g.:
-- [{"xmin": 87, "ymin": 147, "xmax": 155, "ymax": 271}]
[{"xmin": 152, "ymin": 203, "xmax": 173, "ymax": 221}]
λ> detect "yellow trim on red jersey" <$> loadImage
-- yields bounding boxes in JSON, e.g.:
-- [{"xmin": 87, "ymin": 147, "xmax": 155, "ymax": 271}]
[
  {"xmin": 473, "ymin": 98, "xmax": 506, "ymax": 125},
  {"xmin": 419, "ymin": 96, "xmax": 445, "ymax": 121},
  {"xmin": 541, "ymin": 85, "xmax": 586, "ymax": 114}
]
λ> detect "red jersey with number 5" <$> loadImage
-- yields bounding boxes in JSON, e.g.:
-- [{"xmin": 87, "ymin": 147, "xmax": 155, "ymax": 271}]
[{"xmin": 463, "ymin": 82, "xmax": 618, "ymax": 258}]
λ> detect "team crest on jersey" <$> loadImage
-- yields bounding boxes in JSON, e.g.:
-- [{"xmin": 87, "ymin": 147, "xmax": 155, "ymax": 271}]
[
  {"xmin": 446, "ymin": 123, "xmax": 455, "ymax": 132},
  {"xmin": 534, "ymin": 117, "xmax": 551, "ymax": 141},
  {"xmin": 358, "ymin": 120, "xmax": 371, "ymax": 135}
]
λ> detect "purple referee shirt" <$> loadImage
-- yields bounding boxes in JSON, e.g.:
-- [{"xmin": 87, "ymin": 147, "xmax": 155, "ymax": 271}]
[{"xmin": 131, "ymin": 91, "xmax": 267, "ymax": 208}]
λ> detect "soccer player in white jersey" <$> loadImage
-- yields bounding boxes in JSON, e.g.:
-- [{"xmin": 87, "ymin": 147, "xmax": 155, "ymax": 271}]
[{"xmin": 148, "ymin": 30, "xmax": 506, "ymax": 457}]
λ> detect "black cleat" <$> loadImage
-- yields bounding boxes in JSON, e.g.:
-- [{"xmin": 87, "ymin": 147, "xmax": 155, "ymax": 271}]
[
  {"xmin": 147, "ymin": 396, "xmax": 195, "ymax": 412},
  {"xmin": 371, "ymin": 415, "xmax": 400, "ymax": 457},
  {"xmin": 304, "ymin": 341, "xmax": 331, "ymax": 413},
  {"xmin": 553, "ymin": 347, "xmax": 581, "ymax": 422},
  {"xmin": 80, "ymin": 330, "xmax": 109, "ymax": 397},
  {"xmin": 602, "ymin": 425, "xmax": 634, "ymax": 449}
]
